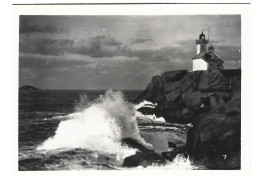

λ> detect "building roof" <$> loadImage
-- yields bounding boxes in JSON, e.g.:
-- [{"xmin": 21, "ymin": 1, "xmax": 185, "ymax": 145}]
[
  {"xmin": 192, "ymin": 50, "xmax": 224, "ymax": 63},
  {"xmin": 192, "ymin": 51, "xmax": 206, "ymax": 60}
]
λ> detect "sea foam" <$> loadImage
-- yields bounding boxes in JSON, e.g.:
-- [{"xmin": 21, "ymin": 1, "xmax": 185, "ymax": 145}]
[{"xmin": 37, "ymin": 90, "xmax": 152, "ymax": 158}]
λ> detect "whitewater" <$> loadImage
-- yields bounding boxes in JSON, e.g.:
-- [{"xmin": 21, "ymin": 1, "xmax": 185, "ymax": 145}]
[{"xmin": 19, "ymin": 90, "xmax": 200, "ymax": 170}]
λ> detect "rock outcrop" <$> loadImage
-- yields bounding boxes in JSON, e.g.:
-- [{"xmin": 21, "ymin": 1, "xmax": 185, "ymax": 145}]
[
  {"xmin": 121, "ymin": 138, "xmax": 186, "ymax": 168},
  {"xmin": 121, "ymin": 138, "xmax": 165, "ymax": 167},
  {"xmin": 133, "ymin": 69, "xmax": 241, "ymax": 169},
  {"xmin": 186, "ymin": 113, "xmax": 240, "ymax": 169},
  {"xmin": 134, "ymin": 69, "xmax": 241, "ymax": 123}
]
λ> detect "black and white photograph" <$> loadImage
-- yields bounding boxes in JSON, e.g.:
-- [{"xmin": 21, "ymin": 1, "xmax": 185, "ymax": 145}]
[{"xmin": 15, "ymin": 4, "xmax": 247, "ymax": 171}]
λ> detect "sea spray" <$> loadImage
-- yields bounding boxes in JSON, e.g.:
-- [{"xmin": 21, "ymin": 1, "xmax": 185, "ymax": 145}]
[{"xmin": 37, "ymin": 90, "xmax": 153, "ymax": 159}]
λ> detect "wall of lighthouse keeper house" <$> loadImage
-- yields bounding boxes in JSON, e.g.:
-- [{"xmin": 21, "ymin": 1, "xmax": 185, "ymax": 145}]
[{"xmin": 192, "ymin": 32, "xmax": 224, "ymax": 71}]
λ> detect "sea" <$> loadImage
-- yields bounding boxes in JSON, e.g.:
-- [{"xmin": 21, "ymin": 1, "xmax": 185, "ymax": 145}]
[{"xmin": 18, "ymin": 89, "xmax": 203, "ymax": 170}]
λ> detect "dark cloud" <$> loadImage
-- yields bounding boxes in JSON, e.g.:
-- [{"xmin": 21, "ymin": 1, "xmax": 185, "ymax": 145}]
[
  {"xmin": 122, "ymin": 45, "xmax": 193, "ymax": 63},
  {"xmin": 130, "ymin": 38, "xmax": 153, "ymax": 44},
  {"xmin": 19, "ymin": 34, "xmax": 237, "ymax": 70},
  {"xmin": 19, "ymin": 35, "xmax": 194, "ymax": 64},
  {"xmin": 20, "ymin": 38, "xmax": 74, "ymax": 56},
  {"xmin": 20, "ymin": 16, "xmax": 60, "ymax": 34},
  {"xmin": 19, "ymin": 54, "xmax": 90, "ymax": 71},
  {"xmin": 92, "ymin": 35, "xmax": 122, "ymax": 46},
  {"xmin": 18, "ymin": 15, "xmax": 241, "ymax": 89},
  {"xmin": 72, "ymin": 36, "xmax": 122, "ymax": 58},
  {"xmin": 214, "ymin": 45, "xmax": 241, "ymax": 61},
  {"xmin": 19, "ymin": 35, "xmax": 123, "ymax": 57}
]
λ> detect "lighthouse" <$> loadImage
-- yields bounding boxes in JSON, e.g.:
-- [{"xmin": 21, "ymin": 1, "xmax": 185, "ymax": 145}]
[
  {"xmin": 196, "ymin": 32, "xmax": 209, "ymax": 54},
  {"xmin": 192, "ymin": 31, "xmax": 224, "ymax": 71}
]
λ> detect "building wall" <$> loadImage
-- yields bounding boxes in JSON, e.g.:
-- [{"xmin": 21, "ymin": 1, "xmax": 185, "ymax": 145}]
[
  {"xmin": 196, "ymin": 45, "xmax": 200, "ymax": 55},
  {"xmin": 193, "ymin": 59, "xmax": 208, "ymax": 71},
  {"xmin": 196, "ymin": 44, "xmax": 207, "ymax": 54},
  {"xmin": 208, "ymin": 60, "xmax": 224, "ymax": 70}
]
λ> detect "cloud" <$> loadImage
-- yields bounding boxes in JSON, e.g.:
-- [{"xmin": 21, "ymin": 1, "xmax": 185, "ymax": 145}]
[
  {"xmin": 19, "ymin": 53, "xmax": 91, "ymax": 72},
  {"xmin": 19, "ymin": 35, "xmax": 122, "ymax": 57},
  {"xmin": 20, "ymin": 16, "xmax": 60, "ymax": 34},
  {"xmin": 19, "ymin": 33, "xmax": 239, "ymax": 72},
  {"xmin": 20, "ymin": 31, "xmax": 194, "ymax": 63},
  {"xmin": 72, "ymin": 36, "xmax": 122, "ymax": 58},
  {"xmin": 93, "ymin": 35, "xmax": 122, "ymax": 46},
  {"xmin": 214, "ymin": 45, "xmax": 241, "ymax": 61},
  {"xmin": 121, "ymin": 45, "xmax": 194, "ymax": 64},
  {"xmin": 130, "ymin": 38, "xmax": 154, "ymax": 44},
  {"xmin": 20, "ymin": 37, "xmax": 74, "ymax": 56}
]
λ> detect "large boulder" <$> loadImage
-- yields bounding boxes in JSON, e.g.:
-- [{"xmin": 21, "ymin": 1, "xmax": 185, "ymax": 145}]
[
  {"xmin": 197, "ymin": 71, "xmax": 209, "ymax": 89},
  {"xmin": 164, "ymin": 81, "xmax": 181, "ymax": 94},
  {"xmin": 165, "ymin": 88, "xmax": 182, "ymax": 102},
  {"xmin": 182, "ymin": 91, "xmax": 202, "ymax": 110},
  {"xmin": 180, "ymin": 72, "xmax": 197, "ymax": 93},
  {"xmin": 121, "ymin": 138, "xmax": 165, "ymax": 168},
  {"xmin": 225, "ymin": 91, "xmax": 241, "ymax": 115},
  {"xmin": 161, "ymin": 146, "xmax": 187, "ymax": 161},
  {"xmin": 133, "ymin": 75, "xmax": 165, "ymax": 103},
  {"xmin": 186, "ymin": 113, "xmax": 240, "ymax": 169},
  {"xmin": 161, "ymin": 70, "xmax": 188, "ymax": 83},
  {"xmin": 122, "ymin": 151, "xmax": 165, "ymax": 168},
  {"xmin": 208, "ymin": 69, "xmax": 230, "ymax": 90}
]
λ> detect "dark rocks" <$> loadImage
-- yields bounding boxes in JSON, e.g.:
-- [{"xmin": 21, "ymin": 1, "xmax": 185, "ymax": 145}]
[
  {"xmin": 122, "ymin": 139, "xmax": 187, "ymax": 167},
  {"xmin": 121, "ymin": 138, "xmax": 165, "ymax": 167},
  {"xmin": 182, "ymin": 91, "xmax": 202, "ymax": 109},
  {"xmin": 168, "ymin": 142, "xmax": 177, "ymax": 149},
  {"xmin": 122, "ymin": 151, "xmax": 165, "ymax": 168},
  {"xmin": 133, "ymin": 69, "xmax": 241, "ymax": 124},
  {"xmin": 186, "ymin": 113, "xmax": 240, "ymax": 169},
  {"xmin": 133, "ymin": 75, "xmax": 165, "ymax": 104},
  {"xmin": 137, "ymin": 107, "xmax": 156, "ymax": 115},
  {"xmin": 204, "ymin": 152, "xmax": 241, "ymax": 170},
  {"xmin": 161, "ymin": 70, "xmax": 188, "ymax": 83},
  {"xmin": 225, "ymin": 92, "xmax": 241, "ymax": 115},
  {"xmin": 161, "ymin": 151, "xmax": 178, "ymax": 162},
  {"xmin": 133, "ymin": 69, "xmax": 241, "ymax": 169},
  {"xmin": 164, "ymin": 81, "xmax": 181, "ymax": 93},
  {"xmin": 161, "ymin": 146, "xmax": 187, "ymax": 161},
  {"xmin": 165, "ymin": 88, "xmax": 182, "ymax": 102},
  {"xmin": 208, "ymin": 69, "xmax": 230, "ymax": 90}
]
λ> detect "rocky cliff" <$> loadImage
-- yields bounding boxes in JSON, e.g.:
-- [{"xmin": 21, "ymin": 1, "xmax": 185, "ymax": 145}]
[{"xmin": 133, "ymin": 69, "xmax": 241, "ymax": 169}]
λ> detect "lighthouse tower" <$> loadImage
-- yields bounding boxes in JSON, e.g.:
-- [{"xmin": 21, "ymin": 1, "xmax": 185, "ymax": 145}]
[
  {"xmin": 192, "ymin": 31, "xmax": 224, "ymax": 71},
  {"xmin": 196, "ymin": 32, "xmax": 209, "ymax": 54}
]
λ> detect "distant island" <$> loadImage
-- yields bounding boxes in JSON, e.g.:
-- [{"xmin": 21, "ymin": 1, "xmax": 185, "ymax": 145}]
[{"xmin": 19, "ymin": 85, "xmax": 40, "ymax": 90}]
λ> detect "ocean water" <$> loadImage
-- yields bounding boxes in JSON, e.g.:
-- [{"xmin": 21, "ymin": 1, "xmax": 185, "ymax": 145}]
[{"xmin": 19, "ymin": 89, "xmax": 201, "ymax": 170}]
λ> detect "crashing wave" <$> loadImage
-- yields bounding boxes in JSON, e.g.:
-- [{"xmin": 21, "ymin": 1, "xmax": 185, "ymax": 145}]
[
  {"xmin": 134, "ymin": 100, "xmax": 157, "ymax": 110},
  {"xmin": 135, "ymin": 111, "xmax": 166, "ymax": 123},
  {"xmin": 37, "ymin": 90, "xmax": 153, "ymax": 159}
]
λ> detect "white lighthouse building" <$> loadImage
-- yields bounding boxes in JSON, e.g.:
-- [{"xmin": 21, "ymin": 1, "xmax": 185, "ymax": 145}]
[{"xmin": 192, "ymin": 32, "xmax": 224, "ymax": 71}]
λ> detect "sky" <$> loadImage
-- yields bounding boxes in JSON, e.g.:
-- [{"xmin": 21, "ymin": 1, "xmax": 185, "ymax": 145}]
[{"xmin": 19, "ymin": 15, "xmax": 241, "ymax": 90}]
